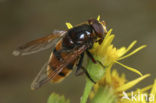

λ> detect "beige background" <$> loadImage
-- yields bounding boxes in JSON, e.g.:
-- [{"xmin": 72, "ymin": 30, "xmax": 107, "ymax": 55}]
[{"xmin": 0, "ymin": 0, "xmax": 156, "ymax": 103}]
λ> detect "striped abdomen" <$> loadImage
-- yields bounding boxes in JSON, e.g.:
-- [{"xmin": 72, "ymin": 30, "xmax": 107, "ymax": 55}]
[{"xmin": 47, "ymin": 40, "xmax": 77, "ymax": 83}]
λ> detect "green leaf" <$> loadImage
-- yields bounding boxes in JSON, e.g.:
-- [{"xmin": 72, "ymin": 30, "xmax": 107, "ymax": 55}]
[{"xmin": 47, "ymin": 93, "xmax": 70, "ymax": 103}]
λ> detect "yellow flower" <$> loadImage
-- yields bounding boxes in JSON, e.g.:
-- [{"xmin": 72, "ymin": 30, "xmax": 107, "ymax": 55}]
[
  {"xmin": 89, "ymin": 68, "xmax": 150, "ymax": 103},
  {"xmin": 89, "ymin": 28, "xmax": 147, "ymax": 77},
  {"xmin": 88, "ymin": 16, "xmax": 150, "ymax": 103},
  {"xmin": 118, "ymin": 79, "xmax": 156, "ymax": 103}
]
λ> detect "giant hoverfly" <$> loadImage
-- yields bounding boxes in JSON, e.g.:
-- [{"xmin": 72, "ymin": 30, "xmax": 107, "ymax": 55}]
[{"xmin": 13, "ymin": 19, "xmax": 107, "ymax": 90}]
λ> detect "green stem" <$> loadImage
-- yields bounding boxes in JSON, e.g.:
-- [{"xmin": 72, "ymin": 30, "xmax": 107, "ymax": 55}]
[
  {"xmin": 80, "ymin": 78, "xmax": 94, "ymax": 103},
  {"xmin": 80, "ymin": 57, "xmax": 106, "ymax": 103}
]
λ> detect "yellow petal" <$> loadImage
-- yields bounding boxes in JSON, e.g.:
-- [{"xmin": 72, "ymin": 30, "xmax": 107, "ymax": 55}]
[
  {"xmin": 65, "ymin": 22, "xmax": 73, "ymax": 29},
  {"xmin": 140, "ymin": 85, "xmax": 153, "ymax": 93},
  {"xmin": 116, "ymin": 47, "xmax": 126, "ymax": 57},
  {"xmin": 125, "ymin": 40, "xmax": 137, "ymax": 54},
  {"xmin": 112, "ymin": 69, "xmax": 118, "ymax": 77},
  {"xmin": 97, "ymin": 15, "xmax": 100, "ymax": 21},
  {"xmin": 105, "ymin": 65, "xmax": 113, "ymax": 84},
  {"xmin": 99, "ymin": 29, "xmax": 114, "ymax": 52},
  {"xmin": 149, "ymin": 80, "xmax": 156, "ymax": 103},
  {"xmin": 116, "ymin": 40, "xmax": 137, "ymax": 58},
  {"xmin": 116, "ymin": 74, "xmax": 150, "ymax": 92},
  {"xmin": 124, "ymin": 85, "xmax": 153, "ymax": 97},
  {"xmin": 104, "ymin": 29, "xmax": 112, "ymax": 40},
  {"xmin": 118, "ymin": 45, "xmax": 147, "ymax": 60},
  {"xmin": 150, "ymin": 80, "xmax": 156, "ymax": 94},
  {"xmin": 115, "ymin": 61, "xmax": 143, "ymax": 76},
  {"xmin": 98, "ymin": 35, "xmax": 115, "ymax": 55}
]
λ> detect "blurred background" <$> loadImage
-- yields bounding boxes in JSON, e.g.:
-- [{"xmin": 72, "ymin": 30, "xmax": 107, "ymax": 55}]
[{"xmin": 0, "ymin": 0, "xmax": 156, "ymax": 103}]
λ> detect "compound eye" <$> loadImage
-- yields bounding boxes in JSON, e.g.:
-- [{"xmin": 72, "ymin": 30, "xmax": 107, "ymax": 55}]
[{"xmin": 88, "ymin": 19, "xmax": 105, "ymax": 38}]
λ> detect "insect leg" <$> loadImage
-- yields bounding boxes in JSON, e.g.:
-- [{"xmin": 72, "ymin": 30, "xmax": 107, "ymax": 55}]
[
  {"xmin": 97, "ymin": 60, "xmax": 106, "ymax": 69},
  {"xmin": 75, "ymin": 51, "xmax": 96, "ymax": 83},
  {"xmin": 81, "ymin": 66, "xmax": 96, "ymax": 83},
  {"xmin": 75, "ymin": 53, "xmax": 84, "ymax": 76},
  {"xmin": 86, "ymin": 50, "xmax": 96, "ymax": 63},
  {"xmin": 86, "ymin": 50, "xmax": 106, "ymax": 69}
]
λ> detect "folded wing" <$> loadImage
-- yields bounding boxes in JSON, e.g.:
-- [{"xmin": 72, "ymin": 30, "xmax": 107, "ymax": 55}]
[{"xmin": 13, "ymin": 30, "xmax": 66, "ymax": 56}]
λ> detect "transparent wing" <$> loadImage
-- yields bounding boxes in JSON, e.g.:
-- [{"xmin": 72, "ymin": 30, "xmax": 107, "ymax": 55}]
[
  {"xmin": 13, "ymin": 30, "xmax": 66, "ymax": 56},
  {"xmin": 31, "ymin": 45, "xmax": 88, "ymax": 90}
]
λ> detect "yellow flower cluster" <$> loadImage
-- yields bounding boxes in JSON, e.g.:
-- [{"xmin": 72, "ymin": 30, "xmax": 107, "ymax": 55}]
[{"xmin": 89, "ymin": 28, "xmax": 146, "ymax": 76}]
